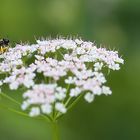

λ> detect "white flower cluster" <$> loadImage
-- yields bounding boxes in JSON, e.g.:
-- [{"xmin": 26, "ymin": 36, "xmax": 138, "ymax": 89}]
[{"xmin": 0, "ymin": 38, "xmax": 124, "ymax": 117}]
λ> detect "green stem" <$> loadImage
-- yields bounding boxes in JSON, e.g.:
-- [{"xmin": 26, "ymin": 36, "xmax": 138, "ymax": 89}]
[
  {"xmin": 0, "ymin": 92, "xmax": 51, "ymax": 123},
  {"xmin": 0, "ymin": 103, "xmax": 29, "ymax": 116},
  {"xmin": 0, "ymin": 92, "xmax": 21, "ymax": 105},
  {"xmin": 56, "ymin": 94, "xmax": 83, "ymax": 120},
  {"xmin": 64, "ymin": 84, "xmax": 71, "ymax": 105},
  {"xmin": 41, "ymin": 114, "xmax": 53, "ymax": 123},
  {"xmin": 54, "ymin": 84, "xmax": 71, "ymax": 120},
  {"xmin": 65, "ymin": 97, "xmax": 72, "ymax": 107},
  {"xmin": 55, "ymin": 96, "xmax": 72, "ymax": 119},
  {"xmin": 52, "ymin": 121, "xmax": 59, "ymax": 140},
  {"xmin": 67, "ymin": 93, "xmax": 83, "ymax": 111}
]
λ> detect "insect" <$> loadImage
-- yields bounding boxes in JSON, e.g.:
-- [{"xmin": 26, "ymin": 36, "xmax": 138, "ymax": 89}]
[{"xmin": 0, "ymin": 38, "xmax": 10, "ymax": 54}]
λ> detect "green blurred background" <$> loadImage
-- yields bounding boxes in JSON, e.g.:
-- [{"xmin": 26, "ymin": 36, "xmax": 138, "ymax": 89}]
[{"xmin": 0, "ymin": 0, "xmax": 140, "ymax": 140}]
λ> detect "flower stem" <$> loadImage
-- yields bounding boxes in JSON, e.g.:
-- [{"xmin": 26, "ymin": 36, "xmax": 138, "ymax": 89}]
[
  {"xmin": 0, "ymin": 92, "xmax": 51, "ymax": 122},
  {"xmin": 67, "ymin": 93, "xmax": 83, "ymax": 111},
  {"xmin": 55, "ymin": 94, "xmax": 83, "ymax": 120},
  {"xmin": 0, "ymin": 92, "xmax": 21, "ymax": 105},
  {"xmin": 51, "ymin": 121, "xmax": 59, "ymax": 140}
]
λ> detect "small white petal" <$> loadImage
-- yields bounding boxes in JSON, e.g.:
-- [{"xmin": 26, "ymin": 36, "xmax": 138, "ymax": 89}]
[
  {"xmin": 21, "ymin": 101, "xmax": 29, "ymax": 110},
  {"xmin": 84, "ymin": 93, "xmax": 94, "ymax": 103},
  {"xmin": 41, "ymin": 104, "xmax": 52, "ymax": 114},
  {"xmin": 102, "ymin": 86, "xmax": 112, "ymax": 95},
  {"xmin": 55, "ymin": 103, "xmax": 67, "ymax": 113},
  {"xmin": 29, "ymin": 107, "xmax": 40, "ymax": 117},
  {"xmin": 9, "ymin": 82, "xmax": 19, "ymax": 90}
]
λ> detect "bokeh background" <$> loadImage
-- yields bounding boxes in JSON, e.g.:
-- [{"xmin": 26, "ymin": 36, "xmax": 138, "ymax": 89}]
[{"xmin": 0, "ymin": 0, "xmax": 140, "ymax": 140}]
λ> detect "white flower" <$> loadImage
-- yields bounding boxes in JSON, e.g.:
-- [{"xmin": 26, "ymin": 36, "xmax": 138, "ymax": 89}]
[
  {"xmin": 29, "ymin": 107, "xmax": 40, "ymax": 117},
  {"xmin": 9, "ymin": 82, "xmax": 19, "ymax": 90},
  {"xmin": 70, "ymin": 87, "xmax": 82, "ymax": 97},
  {"xmin": 115, "ymin": 57, "xmax": 124, "ymax": 64},
  {"xmin": 55, "ymin": 103, "xmax": 67, "ymax": 113},
  {"xmin": 94, "ymin": 62, "xmax": 103, "ymax": 71},
  {"xmin": 23, "ymin": 78, "xmax": 34, "ymax": 88},
  {"xmin": 55, "ymin": 87, "xmax": 66, "ymax": 100},
  {"xmin": 55, "ymin": 92, "xmax": 66, "ymax": 100},
  {"xmin": 21, "ymin": 101, "xmax": 30, "ymax": 110},
  {"xmin": 84, "ymin": 92, "xmax": 94, "ymax": 103},
  {"xmin": 92, "ymin": 86, "xmax": 102, "ymax": 95},
  {"xmin": 75, "ymin": 39, "xmax": 83, "ymax": 45},
  {"xmin": 94, "ymin": 72, "xmax": 106, "ymax": 83},
  {"xmin": 41, "ymin": 104, "xmax": 52, "ymax": 114},
  {"xmin": 102, "ymin": 86, "xmax": 112, "ymax": 95},
  {"xmin": 35, "ymin": 55, "xmax": 44, "ymax": 60},
  {"xmin": 0, "ymin": 38, "xmax": 124, "ymax": 117},
  {"xmin": 110, "ymin": 63, "xmax": 120, "ymax": 70},
  {"xmin": 75, "ymin": 47, "xmax": 86, "ymax": 54},
  {"xmin": 65, "ymin": 76, "xmax": 76, "ymax": 84}
]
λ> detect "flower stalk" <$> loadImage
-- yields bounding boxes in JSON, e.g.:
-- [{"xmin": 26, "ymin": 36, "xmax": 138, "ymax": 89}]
[
  {"xmin": 52, "ymin": 121, "xmax": 59, "ymax": 140},
  {"xmin": 0, "ymin": 37, "xmax": 124, "ymax": 139}
]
